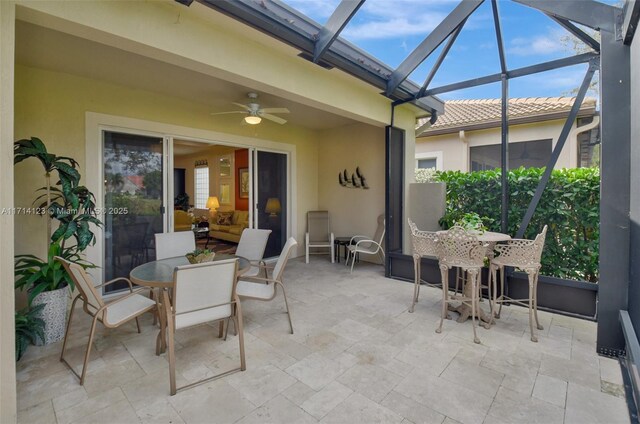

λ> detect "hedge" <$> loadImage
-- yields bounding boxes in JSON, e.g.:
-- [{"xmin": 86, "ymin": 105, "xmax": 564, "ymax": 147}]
[{"xmin": 434, "ymin": 167, "xmax": 600, "ymax": 282}]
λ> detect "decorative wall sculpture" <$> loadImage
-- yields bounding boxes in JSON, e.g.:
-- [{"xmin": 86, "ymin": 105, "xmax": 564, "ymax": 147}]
[{"xmin": 338, "ymin": 167, "xmax": 369, "ymax": 189}]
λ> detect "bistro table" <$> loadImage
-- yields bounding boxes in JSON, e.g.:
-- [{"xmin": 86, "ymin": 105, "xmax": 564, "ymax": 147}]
[
  {"xmin": 437, "ymin": 231, "xmax": 511, "ymax": 328},
  {"xmin": 333, "ymin": 236, "xmax": 354, "ymax": 263},
  {"xmin": 130, "ymin": 254, "xmax": 250, "ymax": 353}
]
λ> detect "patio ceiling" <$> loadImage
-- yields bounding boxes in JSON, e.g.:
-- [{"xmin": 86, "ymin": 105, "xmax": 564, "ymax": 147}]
[{"xmin": 15, "ymin": 21, "xmax": 359, "ymax": 132}]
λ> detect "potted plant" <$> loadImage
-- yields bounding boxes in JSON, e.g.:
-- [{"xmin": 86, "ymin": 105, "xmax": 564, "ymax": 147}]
[
  {"xmin": 14, "ymin": 137, "xmax": 101, "ymax": 344},
  {"xmin": 185, "ymin": 248, "xmax": 215, "ymax": 264},
  {"xmin": 15, "ymin": 304, "xmax": 45, "ymax": 361}
]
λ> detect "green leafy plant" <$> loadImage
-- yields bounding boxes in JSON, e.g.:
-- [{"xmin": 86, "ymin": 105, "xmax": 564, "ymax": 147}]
[
  {"xmin": 189, "ymin": 248, "xmax": 213, "ymax": 256},
  {"xmin": 453, "ymin": 212, "xmax": 489, "ymax": 233},
  {"xmin": 14, "ymin": 137, "xmax": 102, "ymax": 303},
  {"xmin": 436, "ymin": 167, "xmax": 599, "ymax": 282},
  {"xmin": 15, "ymin": 304, "xmax": 45, "ymax": 361},
  {"xmin": 414, "ymin": 168, "xmax": 438, "ymax": 183}
]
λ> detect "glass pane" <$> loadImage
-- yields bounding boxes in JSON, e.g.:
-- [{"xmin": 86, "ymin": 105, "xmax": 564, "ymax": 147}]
[
  {"xmin": 219, "ymin": 156, "xmax": 231, "ymax": 177},
  {"xmin": 194, "ymin": 166, "xmax": 209, "ymax": 209},
  {"xmin": 470, "ymin": 140, "xmax": 552, "ymax": 171},
  {"xmin": 256, "ymin": 151, "xmax": 288, "ymax": 258},
  {"xmin": 103, "ymin": 131, "xmax": 164, "ymax": 293},
  {"xmin": 418, "ymin": 158, "xmax": 437, "ymax": 169}
]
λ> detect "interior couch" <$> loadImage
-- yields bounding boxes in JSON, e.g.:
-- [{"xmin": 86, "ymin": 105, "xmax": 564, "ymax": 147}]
[
  {"xmin": 208, "ymin": 210, "xmax": 249, "ymax": 244},
  {"xmin": 174, "ymin": 210, "xmax": 192, "ymax": 232}
]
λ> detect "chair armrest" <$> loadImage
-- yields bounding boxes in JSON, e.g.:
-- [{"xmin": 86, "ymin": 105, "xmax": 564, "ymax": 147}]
[
  {"xmin": 96, "ymin": 277, "xmax": 133, "ymax": 291},
  {"xmin": 349, "ymin": 235, "xmax": 370, "ymax": 244},
  {"xmin": 239, "ymin": 275, "xmax": 275, "ymax": 285}
]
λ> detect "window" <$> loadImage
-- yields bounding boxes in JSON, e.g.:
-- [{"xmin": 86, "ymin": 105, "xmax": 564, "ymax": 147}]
[
  {"xmin": 417, "ymin": 158, "xmax": 437, "ymax": 169},
  {"xmin": 470, "ymin": 140, "xmax": 552, "ymax": 171},
  {"xmin": 415, "ymin": 151, "xmax": 442, "ymax": 170},
  {"xmin": 194, "ymin": 166, "xmax": 209, "ymax": 208}
]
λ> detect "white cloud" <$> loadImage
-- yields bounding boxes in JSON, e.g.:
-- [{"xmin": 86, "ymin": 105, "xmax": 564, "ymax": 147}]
[{"xmin": 508, "ymin": 29, "xmax": 565, "ymax": 56}]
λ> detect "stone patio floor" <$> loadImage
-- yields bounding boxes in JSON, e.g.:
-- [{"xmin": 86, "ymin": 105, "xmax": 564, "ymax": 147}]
[{"xmin": 16, "ymin": 258, "xmax": 631, "ymax": 424}]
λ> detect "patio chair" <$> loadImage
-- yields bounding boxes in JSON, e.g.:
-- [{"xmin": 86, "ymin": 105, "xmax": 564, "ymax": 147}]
[
  {"xmin": 490, "ymin": 225, "xmax": 548, "ymax": 342},
  {"xmin": 305, "ymin": 211, "xmax": 334, "ymax": 263},
  {"xmin": 236, "ymin": 237, "xmax": 298, "ymax": 334},
  {"xmin": 435, "ymin": 226, "xmax": 487, "ymax": 344},
  {"xmin": 154, "ymin": 231, "xmax": 196, "ymax": 260},
  {"xmin": 346, "ymin": 214, "xmax": 385, "ymax": 273},
  {"xmin": 56, "ymin": 257, "xmax": 156, "ymax": 385},
  {"xmin": 164, "ymin": 258, "xmax": 245, "ymax": 395},
  {"xmin": 408, "ymin": 218, "xmax": 439, "ymax": 313},
  {"xmin": 235, "ymin": 228, "xmax": 272, "ymax": 277}
]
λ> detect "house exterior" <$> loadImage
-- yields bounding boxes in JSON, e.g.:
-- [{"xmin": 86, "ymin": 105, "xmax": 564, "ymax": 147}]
[
  {"xmin": 0, "ymin": 2, "xmax": 438, "ymax": 418},
  {"xmin": 415, "ymin": 97, "xmax": 599, "ymax": 172}
]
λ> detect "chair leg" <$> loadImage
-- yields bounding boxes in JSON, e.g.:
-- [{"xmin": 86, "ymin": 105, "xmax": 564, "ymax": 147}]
[
  {"xmin": 167, "ymin": 310, "xmax": 177, "ymax": 395},
  {"xmin": 490, "ymin": 265, "xmax": 498, "ymax": 325},
  {"xmin": 331, "ymin": 243, "xmax": 335, "ymax": 264},
  {"xmin": 305, "ymin": 243, "xmax": 309, "ymax": 264},
  {"xmin": 218, "ymin": 320, "xmax": 224, "ymax": 338},
  {"xmin": 235, "ymin": 301, "xmax": 246, "ymax": 371},
  {"xmin": 469, "ymin": 270, "xmax": 481, "ymax": 344},
  {"xmin": 409, "ymin": 257, "xmax": 420, "ymax": 313},
  {"xmin": 527, "ymin": 271, "xmax": 538, "ymax": 342},
  {"xmin": 497, "ymin": 265, "xmax": 505, "ymax": 319},
  {"xmin": 533, "ymin": 271, "xmax": 543, "ymax": 331},
  {"xmin": 350, "ymin": 251, "xmax": 356, "ymax": 274},
  {"xmin": 60, "ymin": 295, "xmax": 81, "ymax": 362},
  {"xmin": 436, "ymin": 265, "xmax": 449, "ymax": 334},
  {"xmin": 277, "ymin": 281, "xmax": 294, "ymax": 334},
  {"xmin": 79, "ymin": 315, "xmax": 99, "ymax": 385}
]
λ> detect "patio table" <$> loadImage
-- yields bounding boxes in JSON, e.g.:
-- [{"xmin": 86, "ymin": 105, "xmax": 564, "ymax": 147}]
[
  {"xmin": 130, "ymin": 254, "xmax": 250, "ymax": 354},
  {"xmin": 437, "ymin": 231, "xmax": 511, "ymax": 327}
]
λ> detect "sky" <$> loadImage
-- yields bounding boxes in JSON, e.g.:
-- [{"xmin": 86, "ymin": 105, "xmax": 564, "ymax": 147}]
[{"xmin": 282, "ymin": 0, "xmax": 613, "ymax": 100}]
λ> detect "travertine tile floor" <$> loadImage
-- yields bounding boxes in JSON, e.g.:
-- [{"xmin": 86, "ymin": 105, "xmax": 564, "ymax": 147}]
[{"xmin": 17, "ymin": 258, "xmax": 631, "ymax": 424}]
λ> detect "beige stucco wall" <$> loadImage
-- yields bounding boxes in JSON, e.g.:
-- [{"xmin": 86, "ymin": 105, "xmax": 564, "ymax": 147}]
[
  {"xmin": 0, "ymin": 2, "xmax": 16, "ymax": 422},
  {"xmin": 317, "ymin": 123, "xmax": 386, "ymax": 262},
  {"xmin": 14, "ymin": 64, "xmax": 322, "ymax": 264},
  {"xmin": 416, "ymin": 119, "xmax": 588, "ymax": 171}
]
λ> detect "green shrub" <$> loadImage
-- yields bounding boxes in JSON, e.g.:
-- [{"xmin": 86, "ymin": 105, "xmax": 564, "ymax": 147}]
[{"xmin": 436, "ymin": 167, "xmax": 600, "ymax": 282}]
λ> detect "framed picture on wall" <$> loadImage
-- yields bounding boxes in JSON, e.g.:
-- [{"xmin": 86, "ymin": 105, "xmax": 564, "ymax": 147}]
[{"xmin": 239, "ymin": 168, "xmax": 249, "ymax": 198}]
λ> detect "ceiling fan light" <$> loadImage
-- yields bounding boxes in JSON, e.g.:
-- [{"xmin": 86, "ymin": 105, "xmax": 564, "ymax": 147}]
[{"xmin": 244, "ymin": 115, "xmax": 262, "ymax": 125}]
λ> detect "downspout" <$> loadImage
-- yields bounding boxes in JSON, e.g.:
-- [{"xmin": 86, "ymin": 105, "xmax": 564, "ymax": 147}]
[{"xmin": 568, "ymin": 115, "xmax": 600, "ymax": 167}]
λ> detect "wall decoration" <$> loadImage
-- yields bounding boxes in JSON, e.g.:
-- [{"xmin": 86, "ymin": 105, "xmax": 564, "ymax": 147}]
[
  {"xmin": 339, "ymin": 166, "xmax": 369, "ymax": 189},
  {"xmin": 195, "ymin": 159, "xmax": 208, "ymax": 167},
  {"xmin": 239, "ymin": 168, "xmax": 249, "ymax": 198}
]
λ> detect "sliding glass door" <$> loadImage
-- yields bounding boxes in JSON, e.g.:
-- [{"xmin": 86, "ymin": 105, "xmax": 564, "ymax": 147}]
[
  {"xmin": 103, "ymin": 131, "xmax": 165, "ymax": 293},
  {"xmin": 253, "ymin": 150, "xmax": 288, "ymax": 258}
]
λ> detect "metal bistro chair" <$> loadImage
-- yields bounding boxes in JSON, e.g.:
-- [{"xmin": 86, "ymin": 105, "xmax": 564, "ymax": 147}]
[
  {"xmin": 305, "ymin": 211, "xmax": 335, "ymax": 263},
  {"xmin": 435, "ymin": 226, "xmax": 488, "ymax": 344},
  {"xmin": 346, "ymin": 214, "xmax": 385, "ymax": 274},
  {"xmin": 164, "ymin": 259, "xmax": 246, "ymax": 395},
  {"xmin": 490, "ymin": 225, "xmax": 548, "ymax": 342},
  {"xmin": 56, "ymin": 257, "xmax": 157, "ymax": 385},
  {"xmin": 408, "ymin": 218, "xmax": 439, "ymax": 313}
]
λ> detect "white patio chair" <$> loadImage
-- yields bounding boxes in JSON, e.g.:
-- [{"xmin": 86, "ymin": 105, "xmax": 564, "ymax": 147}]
[
  {"xmin": 56, "ymin": 257, "xmax": 156, "ymax": 385},
  {"xmin": 435, "ymin": 226, "xmax": 487, "ymax": 344},
  {"xmin": 305, "ymin": 211, "xmax": 334, "ymax": 263},
  {"xmin": 408, "ymin": 218, "xmax": 439, "ymax": 313},
  {"xmin": 346, "ymin": 214, "xmax": 385, "ymax": 273},
  {"xmin": 236, "ymin": 237, "xmax": 298, "ymax": 334},
  {"xmin": 164, "ymin": 259, "xmax": 245, "ymax": 395},
  {"xmin": 490, "ymin": 225, "xmax": 548, "ymax": 342},
  {"xmin": 235, "ymin": 228, "xmax": 272, "ymax": 277},
  {"xmin": 155, "ymin": 231, "xmax": 195, "ymax": 260}
]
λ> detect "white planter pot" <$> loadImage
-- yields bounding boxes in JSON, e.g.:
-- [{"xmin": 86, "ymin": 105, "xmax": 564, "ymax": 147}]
[{"xmin": 31, "ymin": 286, "xmax": 69, "ymax": 345}]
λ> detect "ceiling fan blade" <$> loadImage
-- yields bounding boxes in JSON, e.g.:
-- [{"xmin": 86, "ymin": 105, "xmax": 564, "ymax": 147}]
[
  {"xmin": 210, "ymin": 111, "xmax": 247, "ymax": 116},
  {"xmin": 260, "ymin": 113, "xmax": 287, "ymax": 125},
  {"xmin": 232, "ymin": 102, "xmax": 251, "ymax": 111},
  {"xmin": 260, "ymin": 107, "xmax": 290, "ymax": 114}
]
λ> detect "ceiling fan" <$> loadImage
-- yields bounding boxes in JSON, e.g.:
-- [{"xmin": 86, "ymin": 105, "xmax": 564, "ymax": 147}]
[{"xmin": 210, "ymin": 92, "xmax": 290, "ymax": 125}]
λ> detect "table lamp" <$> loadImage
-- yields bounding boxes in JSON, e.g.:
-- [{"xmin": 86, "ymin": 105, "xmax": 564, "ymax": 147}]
[
  {"xmin": 206, "ymin": 196, "xmax": 220, "ymax": 217},
  {"xmin": 265, "ymin": 198, "xmax": 281, "ymax": 217}
]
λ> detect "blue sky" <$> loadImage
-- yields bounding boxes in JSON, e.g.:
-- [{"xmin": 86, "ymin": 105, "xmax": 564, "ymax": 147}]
[{"xmin": 283, "ymin": 0, "xmax": 612, "ymax": 100}]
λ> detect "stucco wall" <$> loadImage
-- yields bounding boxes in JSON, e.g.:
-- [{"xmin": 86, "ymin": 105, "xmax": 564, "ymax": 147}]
[
  {"xmin": 14, "ymin": 65, "xmax": 320, "ymax": 264},
  {"xmin": 416, "ymin": 119, "xmax": 585, "ymax": 171},
  {"xmin": 317, "ymin": 123, "xmax": 386, "ymax": 262}
]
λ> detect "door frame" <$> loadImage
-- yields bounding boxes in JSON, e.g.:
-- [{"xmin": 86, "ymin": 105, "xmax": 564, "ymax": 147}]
[{"xmin": 86, "ymin": 112, "xmax": 296, "ymax": 286}]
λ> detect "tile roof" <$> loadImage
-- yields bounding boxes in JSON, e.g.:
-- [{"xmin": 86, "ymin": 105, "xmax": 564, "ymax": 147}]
[{"xmin": 418, "ymin": 96, "xmax": 597, "ymax": 135}]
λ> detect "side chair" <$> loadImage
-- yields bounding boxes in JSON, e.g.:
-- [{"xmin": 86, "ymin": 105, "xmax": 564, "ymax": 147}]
[
  {"xmin": 346, "ymin": 214, "xmax": 385, "ymax": 273},
  {"xmin": 408, "ymin": 218, "xmax": 439, "ymax": 313},
  {"xmin": 236, "ymin": 237, "xmax": 298, "ymax": 334},
  {"xmin": 56, "ymin": 257, "xmax": 157, "ymax": 385},
  {"xmin": 164, "ymin": 258, "xmax": 246, "ymax": 395}
]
